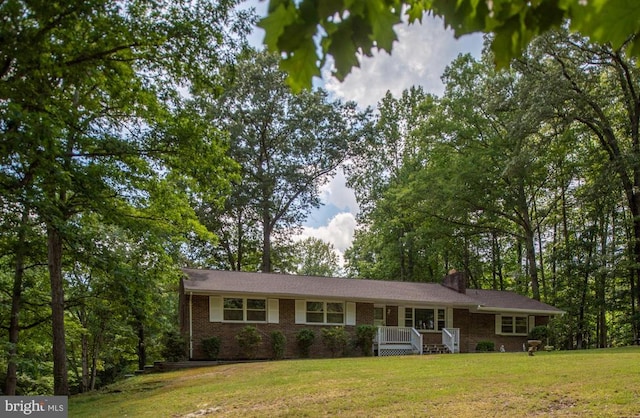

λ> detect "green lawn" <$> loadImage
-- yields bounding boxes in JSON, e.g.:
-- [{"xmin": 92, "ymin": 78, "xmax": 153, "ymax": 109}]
[{"xmin": 69, "ymin": 347, "xmax": 640, "ymax": 417}]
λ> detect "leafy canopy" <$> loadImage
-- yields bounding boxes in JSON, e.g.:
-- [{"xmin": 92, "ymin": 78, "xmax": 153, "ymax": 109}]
[{"xmin": 259, "ymin": 0, "xmax": 640, "ymax": 91}]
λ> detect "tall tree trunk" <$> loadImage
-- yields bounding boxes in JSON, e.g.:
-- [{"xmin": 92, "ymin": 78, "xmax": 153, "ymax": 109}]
[
  {"xmin": 517, "ymin": 180, "xmax": 540, "ymax": 300},
  {"xmin": 534, "ymin": 200, "xmax": 547, "ymax": 301},
  {"xmin": 577, "ymin": 227, "xmax": 595, "ymax": 350},
  {"xmin": 597, "ymin": 214, "xmax": 608, "ymax": 348},
  {"xmin": 48, "ymin": 225, "xmax": 69, "ymax": 395},
  {"xmin": 261, "ymin": 216, "xmax": 272, "ymax": 273},
  {"xmin": 137, "ymin": 318, "xmax": 146, "ymax": 371},
  {"xmin": 5, "ymin": 206, "xmax": 29, "ymax": 395}
]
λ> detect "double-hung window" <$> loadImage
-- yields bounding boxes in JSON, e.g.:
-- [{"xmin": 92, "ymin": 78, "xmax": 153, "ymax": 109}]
[
  {"xmin": 498, "ymin": 315, "xmax": 528, "ymax": 335},
  {"xmin": 306, "ymin": 301, "xmax": 344, "ymax": 324},
  {"xmin": 223, "ymin": 297, "xmax": 266, "ymax": 322}
]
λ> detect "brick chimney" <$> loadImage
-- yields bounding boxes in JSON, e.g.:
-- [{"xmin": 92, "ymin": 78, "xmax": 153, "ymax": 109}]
[{"xmin": 442, "ymin": 269, "xmax": 466, "ymax": 294}]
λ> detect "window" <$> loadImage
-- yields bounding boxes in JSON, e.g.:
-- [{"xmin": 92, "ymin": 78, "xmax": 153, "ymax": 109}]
[
  {"xmin": 404, "ymin": 307, "xmax": 446, "ymax": 331},
  {"xmin": 223, "ymin": 297, "xmax": 266, "ymax": 322},
  {"xmin": 306, "ymin": 301, "xmax": 344, "ymax": 324},
  {"xmin": 499, "ymin": 315, "xmax": 528, "ymax": 335}
]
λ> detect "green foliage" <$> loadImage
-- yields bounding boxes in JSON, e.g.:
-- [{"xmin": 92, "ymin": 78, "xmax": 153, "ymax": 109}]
[
  {"xmin": 295, "ymin": 237, "xmax": 341, "ymax": 277},
  {"xmin": 201, "ymin": 336, "xmax": 221, "ymax": 361},
  {"xmin": 295, "ymin": 329, "xmax": 316, "ymax": 358},
  {"xmin": 0, "ymin": 0, "xmax": 248, "ymax": 395},
  {"xmin": 355, "ymin": 325, "xmax": 377, "ymax": 356},
  {"xmin": 270, "ymin": 331, "xmax": 287, "ymax": 360},
  {"xmin": 475, "ymin": 341, "xmax": 495, "ymax": 352},
  {"xmin": 529, "ymin": 326, "xmax": 549, "ymax": 342},
  {"xmin": 260, "ymin": 0, "xmax": 640, "ymax": 90},
  {"xmin": 321, "ymin": 327, "xmax": 349, "ymax": 357},
  {"xmin": 235, "ymin": 326, "xmax": 263, "ymax": 359},
  {"xmin": 194, "ymin": 49, "xmax": 370, "ymax": 273}
]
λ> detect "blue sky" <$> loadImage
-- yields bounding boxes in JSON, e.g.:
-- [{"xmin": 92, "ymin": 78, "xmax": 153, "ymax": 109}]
[{"xmin": 241, "ymin": 0, "xmax": 483, "ymax": 259}]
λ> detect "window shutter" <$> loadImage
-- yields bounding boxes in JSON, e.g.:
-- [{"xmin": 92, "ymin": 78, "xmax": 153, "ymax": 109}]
[
  {"xmin": 268, "ymin": 299, "xmax": 279, "ymax": 324},
  {"xmin": 346, "ymin": 302, "xmax": 356, "ymax": 325},
  {"xmin": 209, "ymin": 296, "xmax": 223, "ymax": 322},
  {"xmin": 495, "ymin": 315, "xmax": 501, "ymax": 334},
  {"xmin": 295, "ymin": 300, "xmax": 306, "ymax": 324},
  {"xmin": 528, "ymin": 315, "xmax": 535, "ymax": 332},
  {"xmin": 399, "ymin": 307, "xmax": 405, "ymax": 327}
]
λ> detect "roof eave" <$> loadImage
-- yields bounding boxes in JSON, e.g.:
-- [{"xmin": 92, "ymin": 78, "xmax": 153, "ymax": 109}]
[
  {"xmin": 475, "ymin": 306, "xmax": 565, "ymax": 315},
  {"xmin": 184, "ymin": 288, "xmax": 478, "ymax": 307}
]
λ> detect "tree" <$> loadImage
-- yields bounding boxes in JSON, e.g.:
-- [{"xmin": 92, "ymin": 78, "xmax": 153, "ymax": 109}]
[
  {"xmin": 199, "ymin": 50, "xmax": 371, "ymax": 273},
  {"xmin": 259, "ymin": 0, "xmax": 640, "ymax": 90},
  {"xmin": 294, "ymin": 237, "xmax": 341, "ymax": 277},
  {"xmin": 1, "ymin": 0, "xmax": 249, "ymax": 395}
]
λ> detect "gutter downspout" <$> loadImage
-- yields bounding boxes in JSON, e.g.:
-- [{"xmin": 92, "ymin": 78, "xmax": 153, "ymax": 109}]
[{"xmin": 189, "ymin": 291, "xmax": 193, "ymax": 359}]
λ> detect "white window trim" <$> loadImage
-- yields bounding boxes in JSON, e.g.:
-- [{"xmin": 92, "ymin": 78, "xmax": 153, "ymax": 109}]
[
  {"xmin": 209, "ymin": 295, "xmax": 272, "ymax": 323},
  {"xmin": 495, "ymin": 314, "xmax": 530, "ymax": 336},
  {"xmin": 295, "ymin": 300, "xmax": 353, "ymax": 325}
]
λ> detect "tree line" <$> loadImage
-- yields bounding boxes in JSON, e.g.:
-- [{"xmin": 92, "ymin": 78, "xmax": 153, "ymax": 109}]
[{"xmin": 343, "ymin": 29, "xmax": 640, "ymax": 350}]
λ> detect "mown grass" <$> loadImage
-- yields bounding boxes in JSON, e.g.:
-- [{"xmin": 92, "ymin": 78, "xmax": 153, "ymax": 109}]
[{"xmin": 69, "ymin": 346, "xmax": 640, "ymax": 417}]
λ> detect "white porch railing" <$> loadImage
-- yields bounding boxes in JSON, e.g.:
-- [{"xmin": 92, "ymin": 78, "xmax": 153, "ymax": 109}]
[
  {"xmin": 376, "ymin": 327, "xmax": 423, "ymax": 356},
  {"xmin": 442, "ymin": 327, "xmax": 460, "ymax": 353}
]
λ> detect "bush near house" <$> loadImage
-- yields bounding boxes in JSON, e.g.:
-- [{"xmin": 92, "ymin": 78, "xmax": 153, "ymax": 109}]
[
  {"xmin": 296, "ymin": 329, "xmax": 315, "ymax": 358},
  {"xmin": 201, "ymin": 336, "xmax": 221, "ymax": 360},
  {"xmin": 529, "ymin": 325, "xmax": 549, "ymax": 342},
  {"xmin": 270, "ymin": 331, "xmax": 286, "ymax": 360},
  {"xmin": 236, "ymin": 326, "xmax": 262, "ymax": 359},
  {"xmin": 321, "ymin": 327, "xmax": 348, "ymax": 357},
  {"xmin": 475, "ymin": 341, "xmax": 495, "ymax": 352},
  {"xmin": 161, "ymin": 331, "xmax": 187, "ymax": 362},
  {"xmin": 355, "ymin": 325, "xmax": 377, "ymax": 356}
]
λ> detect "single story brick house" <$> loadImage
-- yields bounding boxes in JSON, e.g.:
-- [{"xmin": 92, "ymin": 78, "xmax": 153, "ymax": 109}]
[{"xmin": 179, "ymin": 268, "xmax": 564, "ymax": 359}]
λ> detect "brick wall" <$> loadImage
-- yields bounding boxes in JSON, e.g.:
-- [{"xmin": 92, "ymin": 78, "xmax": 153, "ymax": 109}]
[
  {"xmin": 186, "ymin": 296, "xmax": 376, "ymax": 360},
  {"xmin": 453, "ymin": 309, "xmax": 550, "ymax": 353}
]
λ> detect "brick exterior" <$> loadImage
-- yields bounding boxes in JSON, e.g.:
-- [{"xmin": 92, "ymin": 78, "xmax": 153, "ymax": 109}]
[
  {"xmin": 185, "ymin": 296, "xmax": 378, "ymax": 360},
  {"xmin": 453, "ymin": 308, "xmax": 551, "ymax": 353},
  {"xmin": 182, "ymin": 294, "xmax": 554, "ymax": 358}
]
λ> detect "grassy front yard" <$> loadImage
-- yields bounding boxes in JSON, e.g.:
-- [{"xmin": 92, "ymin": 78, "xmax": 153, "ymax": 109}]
[{"xmin": 69, "ymin": 347, "xmax": 640, "ymax": 417}]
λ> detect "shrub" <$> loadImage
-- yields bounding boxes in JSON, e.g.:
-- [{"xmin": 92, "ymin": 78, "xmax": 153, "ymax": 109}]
[
  {"xmin": 296, "ymin": 328, "xmax": 315, "ymax": 358},
  {"xmin": 529, "ymin": 325, "xmax": 549, "ymax": 342},
  {"xmin": 475, "ymin": 341, "xmax": 495, "ymax": 352},
  {"xmin": 321, "ymin": 327, "xmax": 348, "ymax": 357},
  {"xmin": 271, "ymin": 331, "xmax": 286, "ymax": 360},
  {"xmin": 161, "ymin": 330, "xmax": 187, "ymax": 362},
  {"xmin": 236, "ymin": 326, "xmax": 262, "ymax": 359},
  {"xmin": 355, "ymin": 325, "xmax": 377, "ymax": 356},
  {"xmin": 201, "ymin": 336, "xmax": 221, "ymax": 360}
]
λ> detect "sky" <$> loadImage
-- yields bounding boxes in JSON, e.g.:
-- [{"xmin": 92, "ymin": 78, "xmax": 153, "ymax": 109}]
[{"xmin": 243, "ymin": 1, "xmax": 484, "ymax": 264}]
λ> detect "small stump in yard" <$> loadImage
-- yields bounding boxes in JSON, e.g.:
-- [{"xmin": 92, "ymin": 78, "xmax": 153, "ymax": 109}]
[{"xmin": 527, "ymin": 339, "xmax": 542, "ymax": 356}]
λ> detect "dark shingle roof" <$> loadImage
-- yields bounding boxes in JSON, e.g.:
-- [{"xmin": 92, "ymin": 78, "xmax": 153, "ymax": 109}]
[
  {"xmin": 182, "ymin": 269, "xmax": 563, "ymax": 314},
  {"xmin": 466, "ymin": 289, "xmax": 564, "ymax": 314}
]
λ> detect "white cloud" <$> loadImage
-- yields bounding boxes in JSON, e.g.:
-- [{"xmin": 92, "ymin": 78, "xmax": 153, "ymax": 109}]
[
  {"xmin": 320, "ymin": 168, "xmax": 359, "ymax": 215},
  {"xmin": 297, "ymin": 212, "xmax": 357, "ymax": 254},
  {"xmin": 324, "ymin": 16, "xmax": 484, "ymax": 108}
]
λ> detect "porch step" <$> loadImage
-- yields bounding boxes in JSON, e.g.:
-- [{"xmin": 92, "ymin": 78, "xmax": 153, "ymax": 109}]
[{"xmin": 423, "ymin": 344, "xmax": 451, "ymax": 355}]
